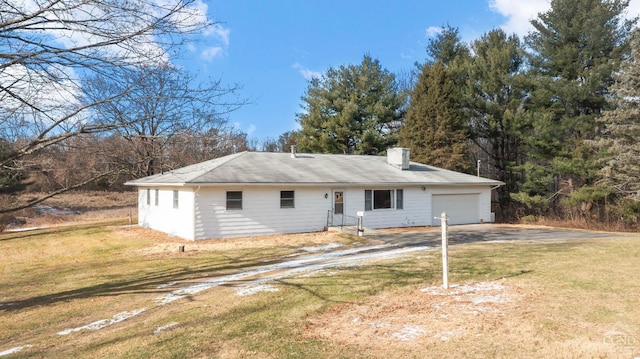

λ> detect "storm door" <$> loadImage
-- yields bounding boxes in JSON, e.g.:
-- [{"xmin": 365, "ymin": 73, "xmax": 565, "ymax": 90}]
[{"xmin": 333, "ymin": 190, "xmax": 344, "ymax": 225}]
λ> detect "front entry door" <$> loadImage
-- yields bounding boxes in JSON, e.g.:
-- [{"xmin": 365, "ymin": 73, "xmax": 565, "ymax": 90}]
[{"xmin": 333, "ymin": 190, "xmax": 344, "ymax": 225}]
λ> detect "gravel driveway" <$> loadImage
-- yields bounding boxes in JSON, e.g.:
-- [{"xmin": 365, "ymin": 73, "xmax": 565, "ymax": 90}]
[{"xmin": 365, "ymin": 224, "xmax": 625, "ymax": 247}]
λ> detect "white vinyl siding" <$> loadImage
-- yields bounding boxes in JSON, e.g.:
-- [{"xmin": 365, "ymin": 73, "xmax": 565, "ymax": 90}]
[
  {"xmin": 137, "ymin": 185, "xmax": 494, "ymax": 241},
  {"xmin": 138, "ymin": 188, "xmax": 195, "ymax": 240},
  {"xmin": 195, "ymin": 187, "xmax": 328, "ymax": 239}
]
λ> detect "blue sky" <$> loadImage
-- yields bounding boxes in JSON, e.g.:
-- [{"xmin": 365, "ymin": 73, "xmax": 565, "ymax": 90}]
[{"xmin": 181, "ymin": 0, "xmax": 640, "ymax": 141}]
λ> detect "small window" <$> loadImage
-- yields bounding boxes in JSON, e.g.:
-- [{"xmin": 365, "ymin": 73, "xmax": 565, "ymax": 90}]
[
  {"xmin": 364, "ymin": 190, "xmax": 372, "ymax": 211},
  {"xmin": 396, "ymin": 189, "xmax": 403, "ymax": 210},
  {"xmin": 173, "ymin": 190, "xmax": 179, "ymax": 209},
  {"xmin": 280, "ymin": 190, "xmax": 295, "ymax": 208},
  {"xmin": 226, "ymin": 191, "xmax": 242, "ymax": 210},
  {"xmin": 155, "ymin": 189, "xmax": 159, "ymax": 206},
  {"xmin": 146, "ymin": 188, "xmax": 150, "ymax": 205}
]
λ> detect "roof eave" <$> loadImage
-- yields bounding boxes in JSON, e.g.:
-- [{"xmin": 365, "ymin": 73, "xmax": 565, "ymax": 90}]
[{"xmin": 125, "ymin": 181, "xmax": 504, "ymax": 187}]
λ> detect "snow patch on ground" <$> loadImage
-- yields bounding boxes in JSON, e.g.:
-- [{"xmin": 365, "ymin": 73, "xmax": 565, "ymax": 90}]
[
  {"xmin": 421, "ymin": 282, "xmax": 509, "ymax": 313},
  {"xmin": 155, "ymin": 244, "xmax": 427, "ymax": 305},
  {"xmin": 393, "ymin": 325, "xmax": 426, "ymax": 341},
  {"xmin": 434, "ymin": 329, "xmax": 465, "ymax": 342},
  {"xmin": 0, "ymin": 345, "xmax": 32, "ymax": 357},
  {"xmin": 300, "ymin": 242, "xmax": 343, "ymax": 253},
  {"xmin": 153, "ymin": 322, "xmax": 179, "ymax": 334},
  {"xmin": 235, "ymin": 283, "xmax": 280, "ymax": 296},
  {"xmin": 57, "ymin": 308, "xmax": 147, "ymax": 335},
  {"xmin": 50, "ymin": 243, "xmax": 430, "ymax": 340},
  {"xmin": 421, "ymin": 282, "xmax": 506, "ymax": 296}
]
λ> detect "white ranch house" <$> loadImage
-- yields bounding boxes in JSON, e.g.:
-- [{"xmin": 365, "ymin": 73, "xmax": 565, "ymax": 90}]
[{"xmin": 125, "ymin": 148, "xmax": 503, "ymax": 240}]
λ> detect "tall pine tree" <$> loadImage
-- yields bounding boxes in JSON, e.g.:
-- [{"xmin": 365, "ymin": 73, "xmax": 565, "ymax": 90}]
[
  {"xmin": 399, "ymin": 61, "xmax": 470, "ymax": 172},
  {"xmin": 467, "ymin": 29, "xmax": 528, "ymax": 211},
  {"xmin": 595, "ymin": 29, "xmax": 640, "ymax": 195},
  {"xmin": 399, "ymin": 26, "xmax": 471, "ymax": 172},
  {"xmin": 520, "ymin": 0, "xmax": 635, "ymax": 214}
]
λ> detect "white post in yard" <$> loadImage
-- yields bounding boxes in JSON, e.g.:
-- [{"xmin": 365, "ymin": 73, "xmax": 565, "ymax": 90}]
[{"xmin": 441, "ymin": 211, "xmax": 449, "ymax": 289}]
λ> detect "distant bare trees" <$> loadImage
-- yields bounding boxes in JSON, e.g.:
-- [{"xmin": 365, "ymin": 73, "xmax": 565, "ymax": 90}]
[
  {"xmin": 82, "ymin": 64, "xmax": 245, "ymax": 177},
  {"xmin": 0, "ymin": 0, "xmax": 246, "ymax": 213}
]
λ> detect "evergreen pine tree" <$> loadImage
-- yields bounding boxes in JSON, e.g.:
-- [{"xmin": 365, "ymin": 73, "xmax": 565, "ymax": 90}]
[
  {"xmin": 520, "ymin": 0, "xmax": 635, "ymax": 212},
  {"xmin": 399, "ymin": 61, "xmax": 470, "ymax": 172}
]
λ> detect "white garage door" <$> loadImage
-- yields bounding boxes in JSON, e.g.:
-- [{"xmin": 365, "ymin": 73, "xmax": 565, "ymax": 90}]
[{"xmin": 432, "ymin": 194, "xmax": 480, "ymax": 226}]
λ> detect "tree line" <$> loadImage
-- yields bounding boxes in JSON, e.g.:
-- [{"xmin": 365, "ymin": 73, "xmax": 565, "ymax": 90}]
[
  {"xmin": 2, "ymin": 0, "xmax": 640, "ymax": 229},
  {"xmin": 292, "ymin": 0, "xmax": 640, "ymax": 228}
]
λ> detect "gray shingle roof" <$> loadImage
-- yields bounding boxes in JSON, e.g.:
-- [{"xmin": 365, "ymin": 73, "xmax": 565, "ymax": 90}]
[{"xmin": 125, "ymin": 151, "xmax": 504, "ymax": 187}]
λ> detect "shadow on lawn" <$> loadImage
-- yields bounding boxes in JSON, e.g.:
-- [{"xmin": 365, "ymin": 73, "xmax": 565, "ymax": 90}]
[
  {"xmin": 2, "ymin": 225, "xmax": 613, "ymax": 312},
  {"xmin": 0, "ymin": 254, "xmax": 304, "ymax": 311}
]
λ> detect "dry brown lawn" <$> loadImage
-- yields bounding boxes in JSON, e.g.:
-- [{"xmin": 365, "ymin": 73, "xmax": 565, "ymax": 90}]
[{"xmin": 2, "ymin": 191, "xmax": 640, "ymax": 358}]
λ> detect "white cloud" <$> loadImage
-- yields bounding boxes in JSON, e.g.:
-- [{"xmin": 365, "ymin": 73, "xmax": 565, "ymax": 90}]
[
  {"xmin": 161, "ymin": 0, "xmax": 211, "ymax": 35},
  {"xmin": 204, "ymin": 23, "xmax": 231, "ymax": 46},
  {"xmin": 292, "ymin": 63, "xmax": 322, "ymax": 80},
  {"xmin": 489, "ymin": 0, "xmax": 640, "ymax": 37},
  {"xmin": 231, "ymin": 122, "xmax": 255, "ymax": 136},
  {"xmin": 20, "ymin": 0, "xmax": 222, "ymax": 66},
  {"xmin": 425, "ymin": 26, "xmax": 443, "ymax": 38},
  {"xmin": 488, "ymin": 0, "xmax": 551, "ymax": 36},
  {"xmin": 0, "ymin": 63, "xmax": 85, "ymax": 137},
  {"xmin": 200, "ymin": 46, "xmax": 224, "ymax": 61},
  {"xmin": 400, "ymin": 52, "xmax": 413, "ymax": 60}
]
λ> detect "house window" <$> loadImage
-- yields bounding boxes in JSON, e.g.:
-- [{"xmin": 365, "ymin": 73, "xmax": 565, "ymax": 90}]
[
  {"xmin": 280, "ymin": 190, "xmax": 295, "ymax": 208},
  {"xmin": 396, "ymin": 189, "xmax": 403, "ymax": 210},
  {"xmin": 374, "ymin": 190, "xmax": 393, "ymax": 209},
  {"xmin": 155, "ymin": 189, "xmax": 159, "ymax": 206},
  {"xmin": 146, "ymin": 189, "xmax": 150, "ymax": 205},
  {"xmin": 364, "ymin": 189, "xmax": 399, "ymax": 211},
  {"xmin": 173, "ymin": 190, "xmax": 179, "ymax": 209},
  {"xmin": 226, "ymin": 191, "xmax": 242, "ymax": 210}
]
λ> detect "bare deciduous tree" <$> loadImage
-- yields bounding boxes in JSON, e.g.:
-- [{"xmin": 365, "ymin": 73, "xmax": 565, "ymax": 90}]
[
  {"xmin": 82, "ymin": 64, "xmax": 245, "ymax": 177},
  {"xmin": 0, "ymin": 0, "xmax": 223, "ymax": 213}
]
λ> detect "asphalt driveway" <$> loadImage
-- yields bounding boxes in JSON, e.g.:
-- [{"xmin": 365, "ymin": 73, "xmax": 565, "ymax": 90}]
[{"xmin": 365, "ymin": 224, "xmax": 626, "ymax": 247}]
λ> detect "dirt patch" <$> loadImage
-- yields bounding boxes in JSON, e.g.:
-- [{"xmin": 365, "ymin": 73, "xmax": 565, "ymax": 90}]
[
  {"xmin": 305, "ymin": 281, "xmax": 528, "ymax": 355},
  {"xmin": 129, "ymin": 230, "xmax": 352, "ymax": 255}
]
